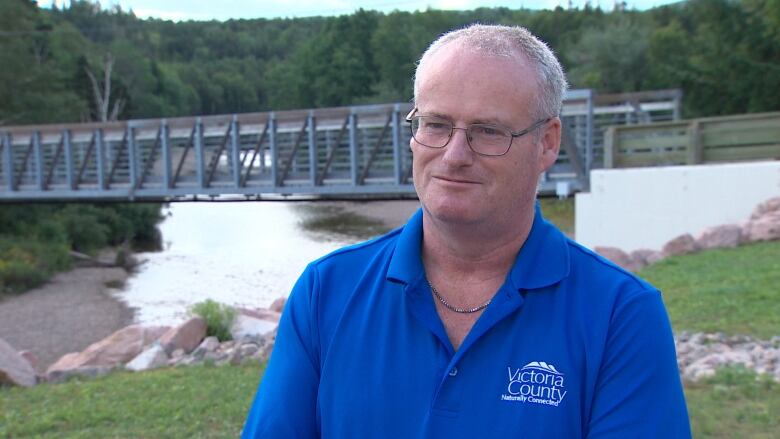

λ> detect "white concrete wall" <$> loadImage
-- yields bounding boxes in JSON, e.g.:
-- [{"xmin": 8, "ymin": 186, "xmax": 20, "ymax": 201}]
[{"xmin": 575, "ymin": 161, "xmax": 780, "ymax": 252}]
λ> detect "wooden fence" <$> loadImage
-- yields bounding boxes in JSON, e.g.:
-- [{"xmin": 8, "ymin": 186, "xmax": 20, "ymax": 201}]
[{"xmin": 603, "ymin": 111, "xmax": 780, "ymax": 168}]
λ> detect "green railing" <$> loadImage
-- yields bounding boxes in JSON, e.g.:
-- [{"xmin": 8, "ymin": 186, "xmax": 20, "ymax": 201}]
[{"xmin": 603, "ymin": 111, "xmax": 780, "ymax": 168}]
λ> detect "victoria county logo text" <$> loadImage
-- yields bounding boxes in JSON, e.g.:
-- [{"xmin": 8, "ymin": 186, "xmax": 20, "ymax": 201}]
[{"xmin": 501, "ymin": 361, "xmax": 566, "ymax": 407}]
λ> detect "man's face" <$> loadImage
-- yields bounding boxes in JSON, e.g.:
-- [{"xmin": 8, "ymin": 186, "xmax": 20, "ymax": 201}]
[{"xmin": 411, "ymin": 44, "xmax": 560, "ymax": 228}]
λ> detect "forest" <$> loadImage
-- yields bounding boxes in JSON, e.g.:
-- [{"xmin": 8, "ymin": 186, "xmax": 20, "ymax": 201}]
[
  {"xmin": 1, "ymin": 0, "xmax": 779, "ymax": 129},
  {"xmin": 0, "ymin": 0, "xmax": 778, "ymax": 293}
]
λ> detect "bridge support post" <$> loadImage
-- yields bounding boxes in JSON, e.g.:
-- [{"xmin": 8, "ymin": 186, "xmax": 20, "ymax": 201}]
[
  {"xmin": 269, "ymin": 114, "xmax": 278, "ymax": 187},
  {"xmin": 63, "ymin": 130, "xmax": 75, "ymax": 190},
  {"xmin": 195, "ymin": 118, "xmax": 205, "ymax": 189},
  {"xmin": 230, "ymin": 116, "xmax": 241, "ymax": 188},
  {"xmin": 33, "ymin": 132, "xmax": 44, "ymax": 191},
  {"xmin": 128, "ymin": 126, "xmax": 138, "ymax": 194},
  {"xmin": 308, "ymin": 112, "xmax": 317, "ymax": 186},
  {"xmin": 349, "ymin": 112, "xmax": 358, "ymax": 186},
  {"xmin": 96, "ymin": 129, "xmax": 106, "ymax": 190},
  {"xmin": 392, "ymin": 104, "xmax": 402, "ymax": 185},
  {"xmin": 162, "ymin": 121, "xmax": 172, "ymax": 189},
  {"xmin": 2, "ymin": 133, "xmax": 13, "ymax": 191}
]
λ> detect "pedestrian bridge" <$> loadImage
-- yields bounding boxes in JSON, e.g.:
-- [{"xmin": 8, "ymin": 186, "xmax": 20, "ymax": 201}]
[{"xmin": 0, "ymin": 89, "xmax": 680, "ymax": 202}]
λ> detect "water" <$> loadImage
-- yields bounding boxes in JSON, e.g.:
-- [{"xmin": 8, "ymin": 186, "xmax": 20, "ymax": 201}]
[{"xmin": 115, "ymin": 202, "xmax": 370, "ymax": 326}]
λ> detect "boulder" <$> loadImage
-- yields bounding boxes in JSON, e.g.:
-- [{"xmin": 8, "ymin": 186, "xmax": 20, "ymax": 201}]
[
  {"xmin": 18, "ymin": 350, "xmax": 39, "ymax": 371},
  {"xmin": 630, "ymin": 249, "xmax": 660, "ymax": 267},
  {"xmin": 0, "ymin": 338, "xmax": 37, "ymax": 387},
  {"xmin": 125, "ymin": 343, "xmax": 169, "ymax": 372},
  {"xmin": 191, "ymin": 336, "xmax": 220, "ymax": 360},
  {"xmin": 231, "ymin": 313, "xmax": 278, "ymax": 343},
  {"xmin": 269, "ymin": 297, "xmax": 287, "ymax": 313},
  {"xmin": 661, "ymin": 233, "xmax": 699, "ymax": 257},
  {"xmin": 158, "ymin": 317, "xmax": 207, "ymax": 355},
  {"xmin": 46, "ymin": 325, "xmax": 169, "ymax": 375},
  {"xmin": 750, "ymin": 196, "xmax": 780, "ymax": 220},
  {"xmin": 696, "ymin": 224, "xmax": 743, "ymax": 250},
  {"xmin": 237, "ymin": 307, "xmax": 281, "ymax": 323},
  {"xmin": 744, "ymin": 211, "xmax": 780, "ymax": 243},
  {"xmin": 594, "ymin": 246, "xmax": 641, "ymax": 272}
]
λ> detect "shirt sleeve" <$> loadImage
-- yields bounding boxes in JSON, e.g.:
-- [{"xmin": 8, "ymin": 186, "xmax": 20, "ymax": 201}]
[
  {"xmin": 242, "ymin": 264, "xmax": 321, "ymax": 438},
  {"xmin": 586, "ymin": 289, "xmax": 692, "ymax": 438}
]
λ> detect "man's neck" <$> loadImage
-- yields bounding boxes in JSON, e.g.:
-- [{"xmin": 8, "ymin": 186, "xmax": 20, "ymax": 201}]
[{"xmin": 420, "ymin": 206, "xmax": 536, "ymax": 280}]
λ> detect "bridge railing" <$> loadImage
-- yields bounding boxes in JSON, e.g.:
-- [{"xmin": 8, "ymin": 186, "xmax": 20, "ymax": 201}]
[
  {"xmin": 0, "ymin": 89, "xmax": 681, "ymax": 201},
  {"xmin": 603, "ymin": 111, "xmax": 780, "ymax": 168}
]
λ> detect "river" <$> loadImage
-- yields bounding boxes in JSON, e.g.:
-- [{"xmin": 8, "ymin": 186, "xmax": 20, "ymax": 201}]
[{"xmin": 115, "ymin": 200, "xmax": 419, "ymax": 326}]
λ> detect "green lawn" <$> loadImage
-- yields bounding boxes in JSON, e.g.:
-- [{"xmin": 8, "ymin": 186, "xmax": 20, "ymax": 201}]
[
  {"xmin": 0, "ymin": 363, "xmax": 264, "ymax": 438},
  {"xmin": 685, "ymin": 367, "xmax": 780, "ymax": 439},
  {"xmin": 539, "ymin": 197, "xmax": 575, "ymax": 236},
  {"xmin": 640, "ymin": 240, "xmax": 780, "ymax": 338}
]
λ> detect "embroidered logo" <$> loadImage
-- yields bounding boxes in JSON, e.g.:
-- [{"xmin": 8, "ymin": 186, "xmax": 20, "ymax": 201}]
[{"xmin": 501, "ymin": 361, "xmax": 567, "ymax": 407}]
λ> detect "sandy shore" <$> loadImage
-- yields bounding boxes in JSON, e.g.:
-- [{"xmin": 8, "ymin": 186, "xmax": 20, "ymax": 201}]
[{"xmin": 0, "ymin": 267, "xmax": 135, "ymax": 373}]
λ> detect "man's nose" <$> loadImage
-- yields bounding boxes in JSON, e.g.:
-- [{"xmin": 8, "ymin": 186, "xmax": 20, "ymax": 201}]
[{"xmin": 441, "ymin": 127, "xmax": 474, "ymax": 166}]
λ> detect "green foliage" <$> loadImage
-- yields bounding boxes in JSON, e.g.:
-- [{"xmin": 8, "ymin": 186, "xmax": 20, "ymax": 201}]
[
  {"xmin": 640, "ymin": 240, "xmax": 780, "ymax": 339},
  {"xmin": 0, "ymin": 363, "xmax": 264, "ymax": 437},
  {"xmin": 3, "ymin": 0, "xmax": 779, "ymax": 125},
  {"xmin": 189, "ymin": 299, "xmax": 237, "ymax": 342},
  {"xmin": 0, "ymin": 237, "xmax": 70, "ymax": 294},
  {"xmin": 0, "ymin": 203, "xmax": 162, "ymax": 294}
]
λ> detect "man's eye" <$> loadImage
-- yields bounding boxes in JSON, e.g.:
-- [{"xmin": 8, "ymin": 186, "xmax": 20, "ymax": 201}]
[
  {"xmin": 473, "ymin": 126, "xmax": 505, "ymax": 137},
  {"xmin": 423, "ymin": 121, "xmax": 450, "ymax": 130}
]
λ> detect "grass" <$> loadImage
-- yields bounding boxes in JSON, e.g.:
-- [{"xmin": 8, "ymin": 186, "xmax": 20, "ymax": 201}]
[
  {"xmin": 0, "ymin": 363, "xmax": 264, "ymax": 438},
  {"xmin": 539, "ymin": 197, "xmax": 574, "ymax": 236},
  {"xmin": 2, "ymin": 362, "xmax": 778, "ymax": 438},
  {"xmin": 685, "ymin": 366, "xmax": 780, "ymax": 438},
  {"xmin": 640, "ymin": 240, "xmax": 780, "ymax": 338}
]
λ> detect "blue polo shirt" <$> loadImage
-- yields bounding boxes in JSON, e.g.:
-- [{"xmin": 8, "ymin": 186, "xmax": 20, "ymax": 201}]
[{"xmin": 243, "ymin": 205, "xmax": 691, "ymax": 438}]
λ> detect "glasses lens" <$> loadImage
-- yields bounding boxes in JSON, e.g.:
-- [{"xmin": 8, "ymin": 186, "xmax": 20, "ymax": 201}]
[
  {"xmin": 411, "ymin": 116, "xmax": 451, "ymax": 148},
  {"xmin": 468, "ymin": 124, "xmax": 512, "ymax": 156}
]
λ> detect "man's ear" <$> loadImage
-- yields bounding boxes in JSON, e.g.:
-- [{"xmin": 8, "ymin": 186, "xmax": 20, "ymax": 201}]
[{"xmin": 538, "ymin": 117, "xmax": 561, "ymax": 172}]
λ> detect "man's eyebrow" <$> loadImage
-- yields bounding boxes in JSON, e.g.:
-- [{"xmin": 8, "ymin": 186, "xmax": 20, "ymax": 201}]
[{"xmin": 418, "ymin": 112, "xmax": 508, "ymax": 127}]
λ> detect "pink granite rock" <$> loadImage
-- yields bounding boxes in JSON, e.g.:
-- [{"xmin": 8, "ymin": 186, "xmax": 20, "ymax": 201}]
[
  {"xmin": 269, "ymin": 297, "xmax": 287, "ymax": 313},
  {"xmin": 750, "ymin": 196, "xmax": 780, "ymax": 220},
  {"xmin": 662, "ymin": 234, "xmax": 699, "ymax": 257},
  {"xmin": 744, "ymin": 211, "xmax": 780, "ymax": 243},
  {"xmin": 696, "ymin": 224, "xmax": 743, "ymax": 249},
  {"xmin": 18, "ymin": 350, "xmax": 38, "ymax": 371},
  {"xmin": 46, "ymin": 325, "xmax": 169, "ymax": 375},
  {"xmin": 630, "ymin": 249, "xmax": 661, "ymax": 269},
  {"xmin": 594, "ymin": 246, "xmax": 641, "ymax": 271},
  {"xmin": 0, "ymin": 338, "xmax": 37, "ymax": 387},
  {"xmin": 159, "ymin": 317, "xmax": 207, "ymax": 355},
  {"xmin": 237, "ymin": 307, "xmax": 281, "ymax": 323}
]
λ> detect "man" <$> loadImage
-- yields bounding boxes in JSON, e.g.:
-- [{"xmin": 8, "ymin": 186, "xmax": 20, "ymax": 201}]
[{"xmin": 243, "ymin": 24, "xmax": 690, "ymax": 438}]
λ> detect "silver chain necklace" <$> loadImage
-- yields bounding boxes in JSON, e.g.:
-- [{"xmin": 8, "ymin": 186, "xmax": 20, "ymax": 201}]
[{"xmin": 428, "ymin": 281, "xmax": 491, "ymax": 314}]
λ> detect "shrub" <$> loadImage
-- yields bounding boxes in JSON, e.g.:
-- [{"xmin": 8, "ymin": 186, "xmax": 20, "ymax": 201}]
[
  {"xmin": 0, "ymin": 238, "xmax": 70, "ymax": 294},
  {"xmin": 189, "ymin": 299, "xmax": 237, "ymax": 341}
]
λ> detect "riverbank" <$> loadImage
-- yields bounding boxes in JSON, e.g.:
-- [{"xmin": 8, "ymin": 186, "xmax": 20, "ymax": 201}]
[{"xmin": 0, "ymin": 266, "xmax": 135, "ymax": 373}]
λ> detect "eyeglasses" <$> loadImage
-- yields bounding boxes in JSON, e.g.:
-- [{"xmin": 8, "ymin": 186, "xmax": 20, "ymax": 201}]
[{"xmin": 405, "ymin": 108, "xmax": 551, "ymax": 157}]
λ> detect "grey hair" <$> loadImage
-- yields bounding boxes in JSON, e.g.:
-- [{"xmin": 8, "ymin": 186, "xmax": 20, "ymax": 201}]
[{"xmin": 413, "ymin": 24, "xmax": 568, "ymax": 120}]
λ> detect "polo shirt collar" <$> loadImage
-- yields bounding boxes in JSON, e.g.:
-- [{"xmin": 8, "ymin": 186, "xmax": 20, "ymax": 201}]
[{"xmin": 386, "ymin": 202, "xmax": 570, "ymax": 290}]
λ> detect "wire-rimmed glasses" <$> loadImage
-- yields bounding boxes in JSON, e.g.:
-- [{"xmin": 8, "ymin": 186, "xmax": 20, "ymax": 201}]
[{"xmin": 406, "ymin": 108, "xmax": 551, "ymax": 157}]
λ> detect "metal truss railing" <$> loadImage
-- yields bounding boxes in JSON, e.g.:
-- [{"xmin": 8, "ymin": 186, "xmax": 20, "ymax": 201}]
[{"xmin": 0, "ymin": 89, "xmax": 680, "ymax": 202}]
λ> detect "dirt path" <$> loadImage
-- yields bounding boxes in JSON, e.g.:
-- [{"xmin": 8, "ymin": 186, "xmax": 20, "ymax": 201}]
[{"xmin": 0, "ymin": 267, "xmax": 135, "ymax": 373}]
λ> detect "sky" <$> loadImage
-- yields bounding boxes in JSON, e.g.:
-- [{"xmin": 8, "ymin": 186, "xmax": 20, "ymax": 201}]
[{"xmin": 49, "ymin": 0, "xmax": 683, "ymax": 22}]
